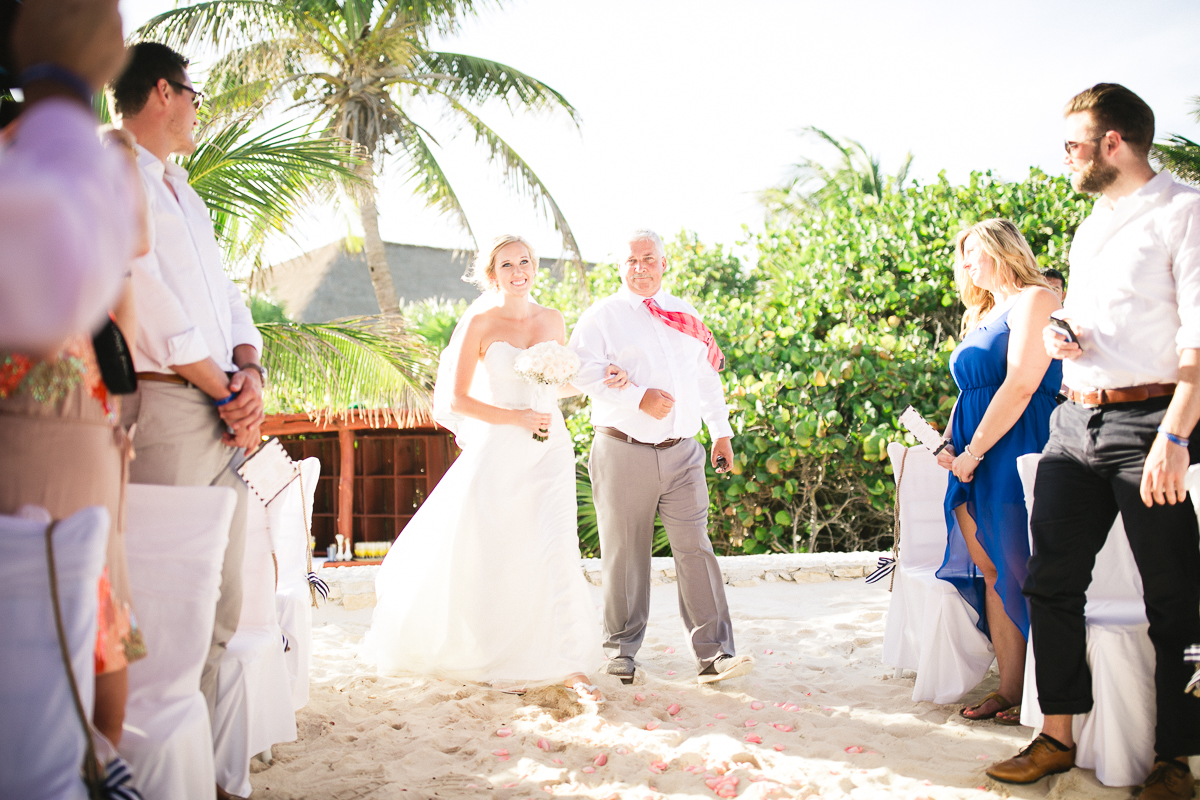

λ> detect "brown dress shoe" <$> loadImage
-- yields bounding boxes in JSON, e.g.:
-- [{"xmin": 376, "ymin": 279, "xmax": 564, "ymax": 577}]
[
  {"xmin": 1140, "ymin": 759, "xmax": 1196, "ymax": 800},
  {"xmin": 985, "ymin": 734, "xmax": 1076, "ymax": 785}
]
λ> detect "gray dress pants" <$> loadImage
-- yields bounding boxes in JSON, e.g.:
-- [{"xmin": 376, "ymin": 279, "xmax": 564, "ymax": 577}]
[
  {"xmin": 589, "ymin": 434, "xmax": 734, "ymax": 668},
  {"xmin": 122, "ymin": 382, "xmax": 249, "ymax": 719}
]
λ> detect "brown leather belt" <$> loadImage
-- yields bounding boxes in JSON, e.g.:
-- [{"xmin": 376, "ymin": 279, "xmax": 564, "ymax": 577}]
[
  {"xmin": 136, "ymin": 371, "xmax": 190, "ymax": 386},
  {"xmin": 1066, "ymin": 382, "xmax": 1176, "ymax": 407},
  {"xmin": 596, "ymin": 426, "xmax": 683, "ymax": 449}
]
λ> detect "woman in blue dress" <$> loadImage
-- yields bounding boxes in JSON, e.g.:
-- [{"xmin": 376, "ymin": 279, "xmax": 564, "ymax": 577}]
[{"xmin": 935, "ymin": 219, "xmax": 1062, "ymax": 724}]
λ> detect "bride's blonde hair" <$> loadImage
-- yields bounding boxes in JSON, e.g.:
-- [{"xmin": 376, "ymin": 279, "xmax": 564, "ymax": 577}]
[
  {"xmin": 466, "ymin": 234, "xmax": 537, "ymax": 291},
  {"xmin": 955, "ymin": 218, "xmax": 1051, "ymax": 335}
]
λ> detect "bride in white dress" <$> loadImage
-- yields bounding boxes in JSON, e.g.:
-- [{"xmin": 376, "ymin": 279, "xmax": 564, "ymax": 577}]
[{"xmin": 361, "ymin": 235, "xmax": 626, "ymax": 702}]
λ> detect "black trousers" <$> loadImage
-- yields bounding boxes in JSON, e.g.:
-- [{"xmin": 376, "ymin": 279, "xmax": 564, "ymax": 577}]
[{"xmin": 1025, "ymin": 396, "xmax": 1200, "ymax": 759}]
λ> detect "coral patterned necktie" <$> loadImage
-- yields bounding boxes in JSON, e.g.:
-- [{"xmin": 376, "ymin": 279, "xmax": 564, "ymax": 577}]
[{"xmin": 642, "ymin": 297, "xmax": 725, "ymax": 372}]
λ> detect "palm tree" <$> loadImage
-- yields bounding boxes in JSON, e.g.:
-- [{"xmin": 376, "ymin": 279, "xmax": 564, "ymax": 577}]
[
  {"xmin": 1153, "ymin": 95, "xmax": 1200, "ymax": 186},
  {"xmin": 761, "ymin": 126, "xmax": 913, "ymax": 221},
  {"xmin": 99, "ymin": 87, "xmax": 435, "ymax": 419},
  {"xmin": 137, "ymin": 0, "xmax": 584, "ymax": 314}
]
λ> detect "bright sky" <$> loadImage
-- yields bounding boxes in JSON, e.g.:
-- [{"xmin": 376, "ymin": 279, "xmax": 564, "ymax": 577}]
[{"xmin": 121, "ymin": 0, "xmax": 1200, "ymax": 267}]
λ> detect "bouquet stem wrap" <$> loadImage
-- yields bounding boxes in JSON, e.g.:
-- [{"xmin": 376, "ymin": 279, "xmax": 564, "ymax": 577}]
[{"xmin": 513, "ymin": 342, "xmax": 580, "ymax": 443}]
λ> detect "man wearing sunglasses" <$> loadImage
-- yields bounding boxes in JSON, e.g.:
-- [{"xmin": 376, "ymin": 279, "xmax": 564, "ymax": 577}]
[
  {"xmin": 110, "ymin": 43, "xmax": 262, "ymax": 796},
  {"xmin": 986, "ymin": 83, "xmax": 1200, "ymax": 800}
]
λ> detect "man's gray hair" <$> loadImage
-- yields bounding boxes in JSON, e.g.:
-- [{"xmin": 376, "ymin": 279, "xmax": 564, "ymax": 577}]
[{"xmin": 627, "ymin": 229, "xmax": 664, "ymax": 256}]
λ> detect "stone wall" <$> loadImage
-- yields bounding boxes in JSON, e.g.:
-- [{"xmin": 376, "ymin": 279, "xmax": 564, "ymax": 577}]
[{"xmin": 319, "ymin": 551, "xmax": 888, "ymax": 610}]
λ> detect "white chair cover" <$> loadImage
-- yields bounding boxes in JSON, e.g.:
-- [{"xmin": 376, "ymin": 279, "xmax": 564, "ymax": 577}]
[
  {"xmin": 881, "ymin": 443, "xmax": 996, "ymax": 704},
  {"xmin": 1015, "ymin": 455, "xmax": 1200, "ymax": 787},
  {"xmin": 119, "ymin": 484, "xmax": 236, "ymax": 800},
  {"xmin": 270, "ymin": 457, "xmax": 320, "ymax": 711},
  {"xmin": 0, "ymin": 505, "xmax": 108, "ymax": 800},
  {"xmin": 213, "ymin": 490, "xmax": 298, "ymax": 797}
]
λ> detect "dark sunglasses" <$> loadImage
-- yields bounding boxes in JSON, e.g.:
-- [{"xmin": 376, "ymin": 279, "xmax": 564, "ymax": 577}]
[{"xmin": 165, "ymin": 78, "xmax": 204, "ymax": 110}]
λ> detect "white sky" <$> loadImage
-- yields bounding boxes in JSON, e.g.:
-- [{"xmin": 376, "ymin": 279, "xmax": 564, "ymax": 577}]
[{"xmin": 120, "ymin": 0, "xmax": 1200, "ymax": 266}]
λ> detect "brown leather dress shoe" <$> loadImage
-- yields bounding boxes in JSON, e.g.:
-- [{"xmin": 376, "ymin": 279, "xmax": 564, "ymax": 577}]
[
  {"xmin": 985, "ymin": 734, "xmax": 1076, "ymax": 785},
  {"xmin": 1140, "ymin": 759, "xmax": 1196, "ymax": 800}
]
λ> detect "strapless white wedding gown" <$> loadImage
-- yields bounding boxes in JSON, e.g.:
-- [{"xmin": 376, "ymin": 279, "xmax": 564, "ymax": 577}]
[{"xmin": 361, "ymin": 341, "xmax": 603, "ymax": 686}]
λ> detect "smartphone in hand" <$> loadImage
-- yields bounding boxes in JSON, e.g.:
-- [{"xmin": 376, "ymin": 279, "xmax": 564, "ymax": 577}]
[{"xmin": 1048, "ymin": 313, "xmax": 1078, "ymax": 344}]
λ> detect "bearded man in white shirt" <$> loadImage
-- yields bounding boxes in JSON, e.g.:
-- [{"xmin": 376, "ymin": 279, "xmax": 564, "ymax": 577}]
[
  {"xmin": 111, "ymin": 43, "xmax": 266, "ymax": 734},
  {"xmin": 986, "ymin": 84, "xmax": 1200, "ymax": 799},
  {"xmin": 570, "ymin": 230, "xmax": 753, "ymax": 685}
]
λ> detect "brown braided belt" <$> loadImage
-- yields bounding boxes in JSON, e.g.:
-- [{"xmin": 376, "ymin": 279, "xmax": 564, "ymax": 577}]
[{"xmin": 596, "ymin": 426, "xmax": 683, "ymax": 449}]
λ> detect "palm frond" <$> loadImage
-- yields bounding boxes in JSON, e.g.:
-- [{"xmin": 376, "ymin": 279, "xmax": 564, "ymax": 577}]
[
  {"xmin": 440, "ymin": 96, "xmax": 584, "ymax": 272},
  {"xmin": 413, "ymin": 52, "xmax": 579, "ymax": 123},
  {"xmin": 134, "ymin": 0, "xmax": 301, "ymax": 50},
  {"xmin": 182, "ymin": 119, "xmax": 363, "ymax": 264},
  {"xmin": 1153, "ymin": 135, "xmax": 1200, "ymax": 186},
  {"xmin": 389, "ymin": 115, "xmax": 474, "ymax": 239},
  {"xmin": 257, "ymin": 315, "xmax": 434, "ymax": 424}
]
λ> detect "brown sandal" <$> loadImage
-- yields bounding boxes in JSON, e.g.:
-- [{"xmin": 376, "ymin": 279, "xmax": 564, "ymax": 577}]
[
  {"xmin": 995, "ymin": 704, "xmax": 1024, "ymax": 726},
  {"xmin": 960, "ymin": 691, "xmax": 1013, "ymax": 721}
]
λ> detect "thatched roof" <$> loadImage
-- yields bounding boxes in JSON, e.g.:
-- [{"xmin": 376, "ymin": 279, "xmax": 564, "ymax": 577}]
[{"xmin": 256, "ymin": 240, "xmax": 569, "ymax": 322}]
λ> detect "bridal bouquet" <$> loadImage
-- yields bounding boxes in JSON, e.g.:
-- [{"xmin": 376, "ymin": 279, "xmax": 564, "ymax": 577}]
[{"xmin": 513, "ymin": 342, "xmax": 579, "ymax": 442}]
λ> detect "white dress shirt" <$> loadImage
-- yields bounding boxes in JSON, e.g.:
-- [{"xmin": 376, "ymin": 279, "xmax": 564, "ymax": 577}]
[
  {"xmin": 570, "ymin": 285, "xmax": 733, "ymax": 444},
  {"xmin": 0, "ymin": 100, "xmax": 135, "ymax": 351},
  {"xmin": 131, "ymin": 144, "xmax": 261, "ymax": 373},
  {"xmin": 1062, "ymin": 171, "xmax": 1200, "ymax": 391}
]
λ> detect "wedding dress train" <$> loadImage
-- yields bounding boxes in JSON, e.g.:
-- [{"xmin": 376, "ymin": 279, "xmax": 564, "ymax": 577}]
[{"xmin": 361, "ymin": 341, "xmax": 603, "ymax": 686}]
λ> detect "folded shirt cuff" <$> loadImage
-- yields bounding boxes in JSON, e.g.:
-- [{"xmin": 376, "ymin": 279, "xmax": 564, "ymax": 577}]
[
  {"xmin": 231, "ymin": 323, "xmax": 264, "ymax": 354},
  {"xmin": 165, "ymin": 327, "xmax": 211, "ymax": 366},
  {"xmin": 707, "ymin": 419, "xmax": 735, "ymax": 440}
]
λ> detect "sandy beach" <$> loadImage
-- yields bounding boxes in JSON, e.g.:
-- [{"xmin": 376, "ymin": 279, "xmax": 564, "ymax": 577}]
[{"xmin": 244, "ymin": 574, "xmax": 1163, "ymax": 800}]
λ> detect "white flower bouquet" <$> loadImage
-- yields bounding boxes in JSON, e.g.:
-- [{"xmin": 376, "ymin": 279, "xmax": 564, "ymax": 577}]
[{"xmin": 513, "ymin": 342, "xmax": 580, "ymax": 441}]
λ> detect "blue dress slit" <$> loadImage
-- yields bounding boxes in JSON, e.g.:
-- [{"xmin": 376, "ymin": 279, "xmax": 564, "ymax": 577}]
[{"xmin": 938, "ymin": 307, "xmax": 1061, "ymax": 640}]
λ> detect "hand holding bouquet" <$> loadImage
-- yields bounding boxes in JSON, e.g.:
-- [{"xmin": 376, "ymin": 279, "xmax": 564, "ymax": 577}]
[{"xmin": 513, "ymin": 342, "xmax": 580, "ymax": 441}]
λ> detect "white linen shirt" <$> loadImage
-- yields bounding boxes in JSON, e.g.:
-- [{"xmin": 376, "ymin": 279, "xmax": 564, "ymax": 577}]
[
  {"xmin": 0, "ymin": 100, "xmax": 135, "ymax": 351},
  {"xmin": 1062, "ymin": 171, "xmax": 1200, "ymax": 391},
  {"xmin": 130, "ymin": 144, "xmax": 261, "ymax": 373},
  {"xmin": 570, "ymin": 285, "xmax": 733, "ymax": 444}
]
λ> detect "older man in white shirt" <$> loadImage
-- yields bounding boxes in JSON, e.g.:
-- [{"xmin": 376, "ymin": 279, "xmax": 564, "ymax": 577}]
[
  {"xmin": 987, "ymin": 84, "xmax": 1200, "ymax": 800},
  {"xmin": 570, "ymin": 230, "xmax": 752, "ymax": 685},
  {"xmin": 112, "ymin": 42, "xmax": 266, "ymax": 735}
]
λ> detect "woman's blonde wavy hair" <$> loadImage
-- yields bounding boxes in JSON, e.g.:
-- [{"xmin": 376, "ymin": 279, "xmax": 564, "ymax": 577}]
[
  {"xmin": 955, "ymin": 218, "xmax": 1051, "ymax": 335},
  {"xmin": 465, "ymin": 234, "xmax": 537, "ymax": 291}
]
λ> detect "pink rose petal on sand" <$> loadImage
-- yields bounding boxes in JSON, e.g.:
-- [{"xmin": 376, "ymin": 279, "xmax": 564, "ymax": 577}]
[
  {"xmin": 845, "ymin": 745, "xmax": 864, "ymax": 754},
  {"xmin": 503, "ymin": 782, "xmax": 518, "ymax": 789},
  {"xmin": 634, "ymin": 693, "xmax": 646, "ymax": 702},
  {"xmin": 665, "ymin": 646, "xmax": 675, "ymax": 653},
  {"xmin": 649, "ymin": 760, "xmax": 668, "ymax": 774},
  {"xmin": 774, "ymin": 744, "xmax": 785, "ymax": 751},
  {"xmin": 976, "ymin": 754, "xmax": 990, "ymax": 760},
  {"xmin": 744, "ymin": 719, "xmax": 758, "ymax": 727},
  {"xmin": 773, "ymin": 724, "xmax": 793, "ymax": 732},
  {"xmin": 493, "ymin": 749, "xmax": 509, "ymax": 757},
  {"xmin": 616, "ymin": 748, "xmax": 628, "ymax": 755},
  {"xmin": 538, "ymin": 738, "xmax": 550, "ymax": 751},
  {"xmin": 714, "ymin": 713, "xmax": 727, "ymax": 719},
  {"xmin": 583, "ymin": 767, "xmax": 595, "ymax": 774},
  {"xmin": 745, "ymin": 734, "xmax": 763, "ymax": 744},
  {"xmin": 496, "ymin": 728, "xmax": 513, "ymax": 738},
  {"xmin": 667, "ymin": 704, "xmax": 681, "ymax": 715},
  {"xmin": 645, "ymin": 721, "xmax": 660, "ymax": 731},
  {"xmin": 764, "ymin": 649, "xmax": 774, "ymax": 655},
  {"xmin": 594, "ymin": 754, "xmax": 608, "ymax": 767},
  {"xmin": 750, "ymin": 701, "xmax": 765, "ymax": 710},
  {"xmin": 552, "ymin": 758, "xmax": 563, "ymax": 765},
  {"xmin": 707, "ymin": 723, "xmax": 715, "ymax": 727},
  {"xmin": 667, "ymin": 670, "xmax": 677, "ymax": 676}
]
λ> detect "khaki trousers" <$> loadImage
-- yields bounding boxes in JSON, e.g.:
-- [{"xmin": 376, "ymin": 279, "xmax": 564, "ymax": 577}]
[
  {"xmin": 122, "ymin": 382, "xmax": 248, "ymax": 718},
  {"xmin": 589, "ymin": 435, "xmax": 734, "ymax": 668}
]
